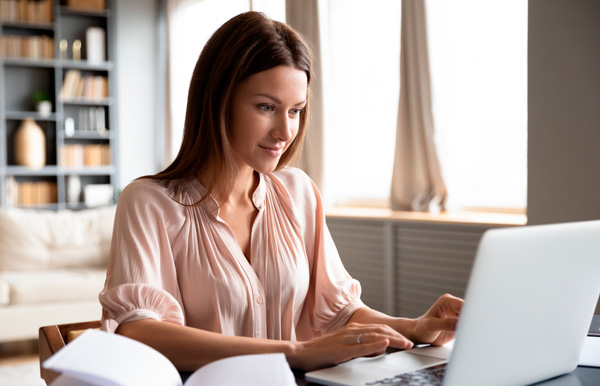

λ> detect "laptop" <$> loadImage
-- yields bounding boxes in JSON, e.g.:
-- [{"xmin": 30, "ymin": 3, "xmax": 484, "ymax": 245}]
[
  {"xmin": 306, "ymin": 220, "xmax": 600, "ymax": 386},
  {"xmin": 588, "ymin": 315, "xmax": 600, "ymax": 337}
]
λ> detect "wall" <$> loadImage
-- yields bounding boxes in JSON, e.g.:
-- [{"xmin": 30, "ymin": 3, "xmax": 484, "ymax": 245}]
[
  {"xmin": 527, "ymin": 0, "xmax": 600, "ymax": 225},
  {"xmin": 528, "ymin": 0, "xmax": 600, "ymax": 313},
  {"xmin": 115, "ymin": 0, "xmax": 160, "ymax": 189}
]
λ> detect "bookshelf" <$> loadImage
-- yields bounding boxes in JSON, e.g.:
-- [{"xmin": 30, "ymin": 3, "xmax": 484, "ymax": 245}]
[{"xmin": 0, "ymin": 0, "xmax": 117, "ymax": 209}]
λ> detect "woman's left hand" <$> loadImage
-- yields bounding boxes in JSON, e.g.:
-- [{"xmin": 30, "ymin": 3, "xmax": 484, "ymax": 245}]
[{"xmin": 411, "ymin": 293, "xmax": 463, "ymax": 346}]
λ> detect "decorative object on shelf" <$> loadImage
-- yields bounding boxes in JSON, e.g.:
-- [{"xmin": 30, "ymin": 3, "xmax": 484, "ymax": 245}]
[
  {"xmin": 32, "ymin": 90, "xmax": 52, "ymax": 117},
  {"xmin": 65, "ymin": 117, "xmax": 75, "ymax": 137},
  {"xmin": 86, "ymin": 27, "xmax": 106, "ymax": 63},
  {"xmin": 60, "ymin": 39, "xmax": 68, "ymax": 60},
  {"xmin": 84, "ymin": 184, "xmax": 113, "ymax": 207},
  {"xmin": 72, "ymin": 39, "xmax": 82, "ymax": 61},
  {"xmin": 14, "ymin": 118, "xmax": 46, "ymax": 169},
  {"xmin": 66, "ymin": 175, "xmax": 82, "ymax": 205},
  {"xmin": 67, "ymin": 0, "xmax": 106, "ymax": 11}
]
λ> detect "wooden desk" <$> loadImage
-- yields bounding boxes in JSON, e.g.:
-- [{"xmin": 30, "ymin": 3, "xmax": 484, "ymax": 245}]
[{"xmin": 42, "ymin": 321, "xmax": 600, "ymax": 386}]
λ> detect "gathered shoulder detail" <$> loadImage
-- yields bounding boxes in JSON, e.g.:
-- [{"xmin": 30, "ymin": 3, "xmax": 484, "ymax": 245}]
[
  {"xmin": 270, "ymin": 167, "xmax": 316, "ymax": 198},
  {"xmin": 163, "ymin": 178, "xmax": 219, "ymax": 213},
  {"xmin": 99, "ymin": 283, "xmax": 185, "ymax": 332}
]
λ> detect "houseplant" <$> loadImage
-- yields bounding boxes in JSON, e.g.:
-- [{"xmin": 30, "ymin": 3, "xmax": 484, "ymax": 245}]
[{"xmin": 32, "ymin": 90, "xmax": 52, "ymax": 117}]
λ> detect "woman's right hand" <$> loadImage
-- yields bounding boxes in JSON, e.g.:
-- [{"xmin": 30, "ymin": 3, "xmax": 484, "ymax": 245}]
[{"xmin": 289, "ymin": 322, "xmax": 414, "ymax": 371}]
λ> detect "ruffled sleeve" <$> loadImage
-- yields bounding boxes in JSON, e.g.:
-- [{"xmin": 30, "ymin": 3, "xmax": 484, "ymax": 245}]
[
  {"xmin": 272, "ymin": 168, "xmax": 364, "ymax": 339},
  {"xmin": 100, "ymin": 284, "xmax": 184, "ymax": 332},
  {"xmin": 99, "ymin": 179, "xmax": 186, "ymax": 332}
]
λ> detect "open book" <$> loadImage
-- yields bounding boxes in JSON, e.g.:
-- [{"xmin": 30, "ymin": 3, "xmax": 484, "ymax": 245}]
[{"xmin": 43, "ymin": 329, "xmax": 297, "ymax": 386}]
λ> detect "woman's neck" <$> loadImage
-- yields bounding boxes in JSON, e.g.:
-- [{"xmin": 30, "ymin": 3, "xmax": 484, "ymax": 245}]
[{"xmin": 217, "ymin": 167, "xmax": 258, "ymax": 207}]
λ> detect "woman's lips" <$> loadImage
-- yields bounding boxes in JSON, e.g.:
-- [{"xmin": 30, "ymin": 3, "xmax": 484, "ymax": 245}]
[{"xmin": 259, "ymin": 145, "xmax": 284, "ymax": 157}]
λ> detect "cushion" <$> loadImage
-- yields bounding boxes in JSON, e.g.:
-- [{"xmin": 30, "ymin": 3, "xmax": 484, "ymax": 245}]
[
  {"xmin": 0, "ymin": 279, "xmax": 9, "ymax": 306},
  {"xmin": 0, "ymin": 269, "xmax": 106, "ymax": 305},
  {"xmin": 0, "ymin": 206, "xmax": 116, "ymax": 271}
]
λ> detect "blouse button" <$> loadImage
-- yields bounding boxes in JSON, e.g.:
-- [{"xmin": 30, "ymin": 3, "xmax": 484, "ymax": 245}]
[{"xmin": 256, "ymin": 296, "xmax": 264, "ymax": 304}]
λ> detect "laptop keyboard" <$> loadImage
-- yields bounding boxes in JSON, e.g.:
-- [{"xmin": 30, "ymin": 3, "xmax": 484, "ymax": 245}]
[{"xmin": 364, "ymin": 363, "xmax": 447, "ymax": 385}]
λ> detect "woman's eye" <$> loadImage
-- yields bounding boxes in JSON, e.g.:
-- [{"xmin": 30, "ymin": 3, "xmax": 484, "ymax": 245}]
[
  {"xmin": 260, "ymin": 105, "xmax": 274, "ymax": 112},
  {"xmin": 289, "ymin": 108, "xmax": 303, "ymax": 116}
]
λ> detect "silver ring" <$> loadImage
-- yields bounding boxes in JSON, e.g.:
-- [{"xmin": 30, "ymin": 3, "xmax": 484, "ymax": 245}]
[{"xmin": 356, "ymin": 334, "xmax": 362, "ymax": 344}]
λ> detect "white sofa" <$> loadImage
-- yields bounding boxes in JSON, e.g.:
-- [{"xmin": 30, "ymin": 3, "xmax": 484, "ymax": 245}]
[{"xmin": 0, "ymin": 206, "xmax": 116, "ymax": 342}]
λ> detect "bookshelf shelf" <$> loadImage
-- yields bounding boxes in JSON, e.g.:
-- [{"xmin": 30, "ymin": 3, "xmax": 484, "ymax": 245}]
[
  {"xmin": 60, "ymin": 59, "xmax": 112, "ymax": 71},
  {"xmin": 6, "ymin": 165, "xmax": 115, "ymax": 177},
  {"xmin": 60, "ymin": 166, "xmax": 115, "ymax": 175},
  {"xmin": 60, "ymin": 6, "xmax": 109, "ymax": 18},
  {"xmin": 0, "ymin": 0, "xmax": 118, "ymax": 209},
  {"xmin": 3, "ymin": 58, "xmax": 57, "ymax": 68},
  {"xmin": 60, "ymin": 130, "xmax": 111, "ymax": 139},
  {"xmin": 0, "ymin": 21, "xmax": 56, "ymax": 30},
  {"xmin": 14, "ymin": 203, "xmax": 61, "ymax": 210},
  {"xmin": 61, "ymin": 98, "xmax": 112, "ymax": 106},
  {"xmin": 6, "ymin": 165, "xmax": 61, "ymax": 175},
  {"xmin": 5, "ymin": 111, "xmax": 58, "ymax": 121}
]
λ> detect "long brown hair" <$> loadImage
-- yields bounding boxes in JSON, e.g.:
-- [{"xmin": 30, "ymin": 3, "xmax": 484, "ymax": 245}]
[{"xmin": 150, "ymin": 11, "xmax": 312, "ymax": 202}]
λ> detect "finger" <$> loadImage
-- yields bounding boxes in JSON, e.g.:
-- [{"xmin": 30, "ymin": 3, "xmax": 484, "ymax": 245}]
[
  {"xmin": 349, "ymin": 339, "xmax": 390, "ymax": 358},
  {"xmin": 352, "ymin": 323, "xmax": 410, "ymax": 339},
  {"xmin": 439, "ymin": 294, "xmax": 463, "ymax": 316},
  {"xmin": 354, "ymin": 332, "xmax": 413, "ymax": 350}
]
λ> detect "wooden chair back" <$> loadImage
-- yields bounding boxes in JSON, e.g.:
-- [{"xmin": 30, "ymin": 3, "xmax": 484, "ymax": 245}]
[{"xmin": 39, "ymin": 320, "xmax": 101, "ymax": 385}]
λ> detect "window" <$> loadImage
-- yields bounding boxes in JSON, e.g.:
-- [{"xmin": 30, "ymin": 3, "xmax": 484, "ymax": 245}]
[
  {"xmin": 324, "ymin": 0, "xmax": 400, "ymax": 207},
  {"xmin": 426, "ymin": 0, "xmax": 528, "ymax": 211}
]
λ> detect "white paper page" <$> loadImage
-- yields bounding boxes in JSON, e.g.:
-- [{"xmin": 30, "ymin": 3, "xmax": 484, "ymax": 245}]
[
  {"xmin": 44, "ymin": 329, "xmax": 182, "ymax": 386},
  {"xmin": 579, "ymin": 336, "xmax": 600, "ymax": 367},
  {"xmin": 184, "ymin": 353, "xmax": 297, "ymax": 386},
  {"xmin": 51, "ymin": 374, "xmax": 101, "ymax": 386}
]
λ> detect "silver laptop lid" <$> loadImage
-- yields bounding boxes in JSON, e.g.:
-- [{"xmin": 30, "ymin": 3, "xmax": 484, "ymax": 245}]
[{"xmin": 444, "ymin": 220, "xmax": 600, "ymax": 386}]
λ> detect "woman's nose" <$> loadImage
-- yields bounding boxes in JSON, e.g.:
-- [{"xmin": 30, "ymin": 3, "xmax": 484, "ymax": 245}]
[{"xmin": 272, "ymin": 114, "xmax": 295, "ymax": 142}]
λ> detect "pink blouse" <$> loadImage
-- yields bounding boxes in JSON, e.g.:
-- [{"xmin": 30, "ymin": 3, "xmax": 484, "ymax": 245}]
[{"xmin": 99, "ymin": 167, "xmax": 363, "ymax": 341}]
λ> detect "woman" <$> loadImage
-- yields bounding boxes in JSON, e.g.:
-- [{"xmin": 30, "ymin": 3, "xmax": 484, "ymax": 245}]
[{"xmin": 99, "ymin": 11, "xmax": 462, "ymax": 372}]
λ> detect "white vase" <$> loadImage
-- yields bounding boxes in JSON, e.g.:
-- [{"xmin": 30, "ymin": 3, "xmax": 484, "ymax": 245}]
[
  {"xmin": 36, "ymin": 100, "xmax": 52, "ymax": 118},
  {"xmin": 14, "ymin": 118, "xmax": 46, "ymax": 169},
  {"xmin": 66, "ymin": 175, "xmax": 81, "ymax": 205}
]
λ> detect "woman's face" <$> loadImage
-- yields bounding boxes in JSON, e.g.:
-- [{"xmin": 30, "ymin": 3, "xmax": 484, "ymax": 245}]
[{"xmin": 229, "ymin": 65, "xmax": 308, "ymax": 176}]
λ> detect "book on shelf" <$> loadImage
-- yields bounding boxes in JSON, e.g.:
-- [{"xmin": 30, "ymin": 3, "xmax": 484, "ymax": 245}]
[
  {"xmin": 66, "ymin": 0, "xmax": 105, "ymax": 11},
  {"xmin": 43, "ymin": 329, "xmax": 297, "ymax": 386},
  {"xmin": 60, "ymin": 143, "xmax": 110, "ymax": 167},
  {"xmin": 69, "ymin": 106, "xmax": 106, "ymax": 133},
  {"xmin": 59, "ymin": 70, "xmax": 109, "ymax": 101},
  {"xmin": 0, "ymin": 0, "xmax": 53, "ymax": 24},
  {"xmin": 7, "ymin": 178, "xmax": 58, "ymax": 206},
  {"xmin": 1, "ymin": 34, "xmax": 54, "ymax": 60}
]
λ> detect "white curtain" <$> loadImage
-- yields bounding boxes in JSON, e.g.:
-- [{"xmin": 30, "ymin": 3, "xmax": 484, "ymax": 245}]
[
  {"xmin": 390, "ymin": 0, "xmax": 447, "ymax": 212},
  {"xmin": 285, "ymin": 0, "xmax": 331, "ymax": 205}
]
